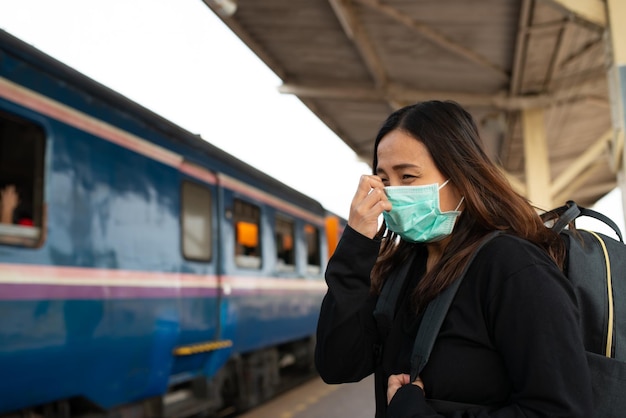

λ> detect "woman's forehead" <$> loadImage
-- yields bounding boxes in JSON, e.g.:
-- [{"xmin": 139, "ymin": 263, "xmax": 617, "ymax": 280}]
[{"xmin": 377, "ymin": 132, "xmax": 432, "ymax": 163}]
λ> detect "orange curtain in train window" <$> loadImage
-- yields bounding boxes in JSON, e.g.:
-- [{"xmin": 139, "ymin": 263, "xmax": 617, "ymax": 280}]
[
  {"xmin": 282, "ymin": 234, "xmax": 293, "ymax": 250},
  {"xmin": 236, "ymin": 221, "xmax": 259, "ymax": 247},
  {"xmin": 304, "ymin": 224, "xmax": 317, "ymax": 241},
  {"xmin": 325, "ymin": 216, "xmax": 340, "ymax": 257}
]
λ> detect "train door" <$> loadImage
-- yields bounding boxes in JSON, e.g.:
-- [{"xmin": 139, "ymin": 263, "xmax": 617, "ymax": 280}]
[{"xmin": 170, "ymin": 173, "xmax": 231, "ymax": 383}]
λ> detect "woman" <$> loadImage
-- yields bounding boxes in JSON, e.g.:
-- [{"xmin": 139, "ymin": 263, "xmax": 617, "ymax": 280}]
[{"xmin": 315, "ymin": 101, "xmax": 592, "ymax": 417}]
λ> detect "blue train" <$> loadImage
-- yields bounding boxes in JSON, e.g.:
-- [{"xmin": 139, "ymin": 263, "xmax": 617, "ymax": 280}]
[{"xmin": 0, "ymin": 29, "xmax": 346, "ymax": 417}]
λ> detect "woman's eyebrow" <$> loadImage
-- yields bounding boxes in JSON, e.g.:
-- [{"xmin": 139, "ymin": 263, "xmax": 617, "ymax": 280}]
[
  {"xmin": 391, "ymin": 163, "xmax": 421, "ymax": 171},
  {"xmin": 376, "ymin": 163, "xmax": 421, "ymax": 175}
]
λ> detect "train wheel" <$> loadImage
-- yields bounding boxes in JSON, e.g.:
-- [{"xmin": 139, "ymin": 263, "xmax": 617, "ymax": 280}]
[{"xmin": 235, "ymin": 348, "xmax": 279, "ymax": 411}]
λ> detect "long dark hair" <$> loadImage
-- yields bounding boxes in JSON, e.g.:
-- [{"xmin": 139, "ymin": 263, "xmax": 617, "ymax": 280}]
[{"xmin": 370, "ymin": 100, "xmax": 565, "ymax": 308}]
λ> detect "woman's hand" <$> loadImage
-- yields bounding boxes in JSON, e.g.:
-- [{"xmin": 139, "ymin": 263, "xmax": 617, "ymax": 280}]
[
  {"xmin": 348, "ymin": 175, "xmax": 391, "ymax": 239},
  {"xmin": 387, "ymin": 374, "xmax": 425, "ymax": 404}
]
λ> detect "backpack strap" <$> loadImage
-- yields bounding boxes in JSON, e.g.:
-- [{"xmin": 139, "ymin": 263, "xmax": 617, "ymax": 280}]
[
  {"xmin": 550, "ymin": 200, "xmax": 623, "ymax": 243},
  {"xmin": 373, "ymin": 252, "xmax": 416, "ymax": 339},
  {"xmin": 409, "ymin": 230, "xmax": 503, "ymax": 381}
]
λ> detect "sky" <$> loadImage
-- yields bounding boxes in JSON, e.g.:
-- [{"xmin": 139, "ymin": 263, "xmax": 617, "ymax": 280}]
[
  {"xmin": 0, "ymin": 0, "xmax": 371, "ymax": 220},
  {"xmin": 0, "ymin": 0, "xmax": 623, "ymax": 238}
]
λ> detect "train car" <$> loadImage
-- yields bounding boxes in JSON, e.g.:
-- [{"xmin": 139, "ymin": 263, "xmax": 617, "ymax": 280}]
[{"xmin": 0, "ymin": 29, "xmax": 346, "ymax": 417}]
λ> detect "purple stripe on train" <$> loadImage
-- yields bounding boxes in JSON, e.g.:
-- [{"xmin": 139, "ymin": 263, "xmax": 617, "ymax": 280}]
[{"xmin": 0, "ymin": 283, "xmax": 221, "ymax": 299}]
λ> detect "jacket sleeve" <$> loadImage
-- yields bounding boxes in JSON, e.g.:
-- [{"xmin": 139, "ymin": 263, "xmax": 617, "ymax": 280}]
[{"xmin": 315, "ymin": 225, "xmax": 382, "ymax": 384}]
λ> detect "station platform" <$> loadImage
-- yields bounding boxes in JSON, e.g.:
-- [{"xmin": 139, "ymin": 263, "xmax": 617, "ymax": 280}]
[{"xmin": 239, "ymin": 374, "xmax": 375, "ymax": 418}]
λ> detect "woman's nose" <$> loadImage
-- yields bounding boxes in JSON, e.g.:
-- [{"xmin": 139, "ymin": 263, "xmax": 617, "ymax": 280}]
[{"xmin": 387, "ymin": 178, "xmax": 402, "ymax": 187}]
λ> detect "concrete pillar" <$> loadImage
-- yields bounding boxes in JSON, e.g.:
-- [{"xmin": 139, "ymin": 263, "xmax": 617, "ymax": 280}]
[
  {"xmin": 606, "ymin": 0, "xmax": 626, "ymax": 227},
  {"xmin": 522, "ymin": 107, "xmax": 552, "ymax": 210}
]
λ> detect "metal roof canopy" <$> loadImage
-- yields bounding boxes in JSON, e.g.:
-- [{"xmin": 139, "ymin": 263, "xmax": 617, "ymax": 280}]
[{"xmin": 204, "ymin": 0, "xmax": 623, "ymax": 211}]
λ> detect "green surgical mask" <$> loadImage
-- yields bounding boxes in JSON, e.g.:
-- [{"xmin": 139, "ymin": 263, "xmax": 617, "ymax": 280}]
[{"xmin": 382, "ymin": 179, "xmax": 464, "ymax": 243}]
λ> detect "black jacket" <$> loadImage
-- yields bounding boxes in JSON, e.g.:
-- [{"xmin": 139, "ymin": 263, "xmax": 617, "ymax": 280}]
[{"xmin": 315, "ymin": 226, "xmax": 593, "ymax": 417}]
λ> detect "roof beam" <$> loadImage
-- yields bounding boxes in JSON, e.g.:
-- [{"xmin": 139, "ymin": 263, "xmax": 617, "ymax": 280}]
[
  {"xmin": 511, "ymin": 0, "xmax": 533, "ymax": 96},
  {"xmin": 548, "ymin": 65, "xmax": 607, "ymax": 90},
  {"xmin": 390, "ymin": 78, "xmax": 605, "ymax": 109},
  {"xmin": 503, "ymin": 0, "xmax": 533, "ymax": 167},
  {"xmin": 522, "ymin": 19, "xmax": 568, "ymax": 35},
  {"xmin": 355, "ymin": 0, "xmax": 509, "ymax": 80},
  {"xmin": 550, "ymin": 129, "xmax": 613, "ymax": 197},
  {"xmin": 278, "ymin": 83, "xmax": 381, "ymax": 100},
  {"xmin": 278, "ymin": 80, "xmax": 605, "ymax": 110},
  {"xmin": 278, "ymin": 82, "xmax": 513, "ymax": 107},
  {"xmin": 328, "ymin": 0, "xmax": 357, "ymax": 39},
  {"xmin": 558, "ymin": 37, "xmax": 604, "ymax": 70},
  {"xmin": 553, "ymin": 159, "xmax": 610, "ymax": 205},
  {"xmin": 388, "ymin": 85, "xmax": 512, "ymax": 109},
  {"xmin": 543, "ymin": 0, "xmax": 607, "ymax": 28},
  {"xmin": 327, "ymin": 0, "xmax": 389, "ymax": 91},
  {"xmin": 543, "ymin": 21, "xmax": 568, "ymax": 91},
  {"xmin": 498, "ymin": 167, "xmax": 527, "ymax": 196}
]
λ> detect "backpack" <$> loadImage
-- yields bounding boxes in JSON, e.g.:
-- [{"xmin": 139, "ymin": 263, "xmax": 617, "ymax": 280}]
[{"xmin": 374, "ymin": 201, "xmax": 626, "ymax": 417}]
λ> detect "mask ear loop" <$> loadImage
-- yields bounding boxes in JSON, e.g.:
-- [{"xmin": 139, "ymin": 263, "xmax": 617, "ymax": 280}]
[
  {"xmin": 438, "ymin": 179, "xmax": 451, "ymax": 190},
  {"xmin": 439, "ymin": 179, "xmax": 464, "ymax": 211},
  {"xmin": 454, "ymin": 196, "xmax": 465, "ymax": 211}
]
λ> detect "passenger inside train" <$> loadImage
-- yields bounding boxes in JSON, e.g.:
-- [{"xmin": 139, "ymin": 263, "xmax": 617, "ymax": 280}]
[
  {"xmin": 0, "ymin": 109, "xmax": 43, "ymax": 244},
  {"xmin": 0, "ymin": 183, "xmax": 35, "ymax": 225}
]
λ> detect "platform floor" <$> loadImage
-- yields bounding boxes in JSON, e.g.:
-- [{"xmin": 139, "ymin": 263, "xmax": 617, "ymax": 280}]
[{"xmin": 238, "ymin": 374, "xmax": 375, "ymax": 418}]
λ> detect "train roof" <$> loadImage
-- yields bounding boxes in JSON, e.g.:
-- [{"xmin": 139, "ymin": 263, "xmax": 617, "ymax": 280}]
[{"xmin": 0, "ymin": 28, "xmax": 325, "ymax": 215}]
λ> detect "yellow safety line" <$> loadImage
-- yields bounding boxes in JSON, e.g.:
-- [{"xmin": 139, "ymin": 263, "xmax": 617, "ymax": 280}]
[
  {"xmin": 587, "ymin": 230, "xmax": 614, "ymax": 357},
  {"xmin": 173, "ymin": 339, "xmax": 233, "ymax": 356}
]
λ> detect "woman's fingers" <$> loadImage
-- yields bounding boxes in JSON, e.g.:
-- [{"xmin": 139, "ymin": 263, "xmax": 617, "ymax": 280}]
[
  {"xmin": 412, "ymin": 377, "xmax": 424, "ymax": 391},
  {"xmin": 387, "ymin": 374, "xmax": 411, "ymax": 404},
  {"xmin": 348, "ymin": 175, "xmax": 391, "ymax": 238},
  {"xmin": 352, "ymin": 175, "xmax": 383, "ymax": 201}
]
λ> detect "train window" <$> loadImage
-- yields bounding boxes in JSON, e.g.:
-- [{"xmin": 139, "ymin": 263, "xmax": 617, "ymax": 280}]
[
  {"xmin": 275, "ymin": 215, "xmax": 295, "ymax": 272},
  {"xmin": 234, "ymin": 199, "xmax": 261, "ymax": 269},
  {"xmin": 181, "ymin": 181, "xmax": 212, "ymax": 261},
  {"xmin": 304, "ymin": 224, "xmax": 321, "ymax": 274},
  {"xmin": 0, "ymin": 109, "xmax": 45, "ymax": 247}
]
